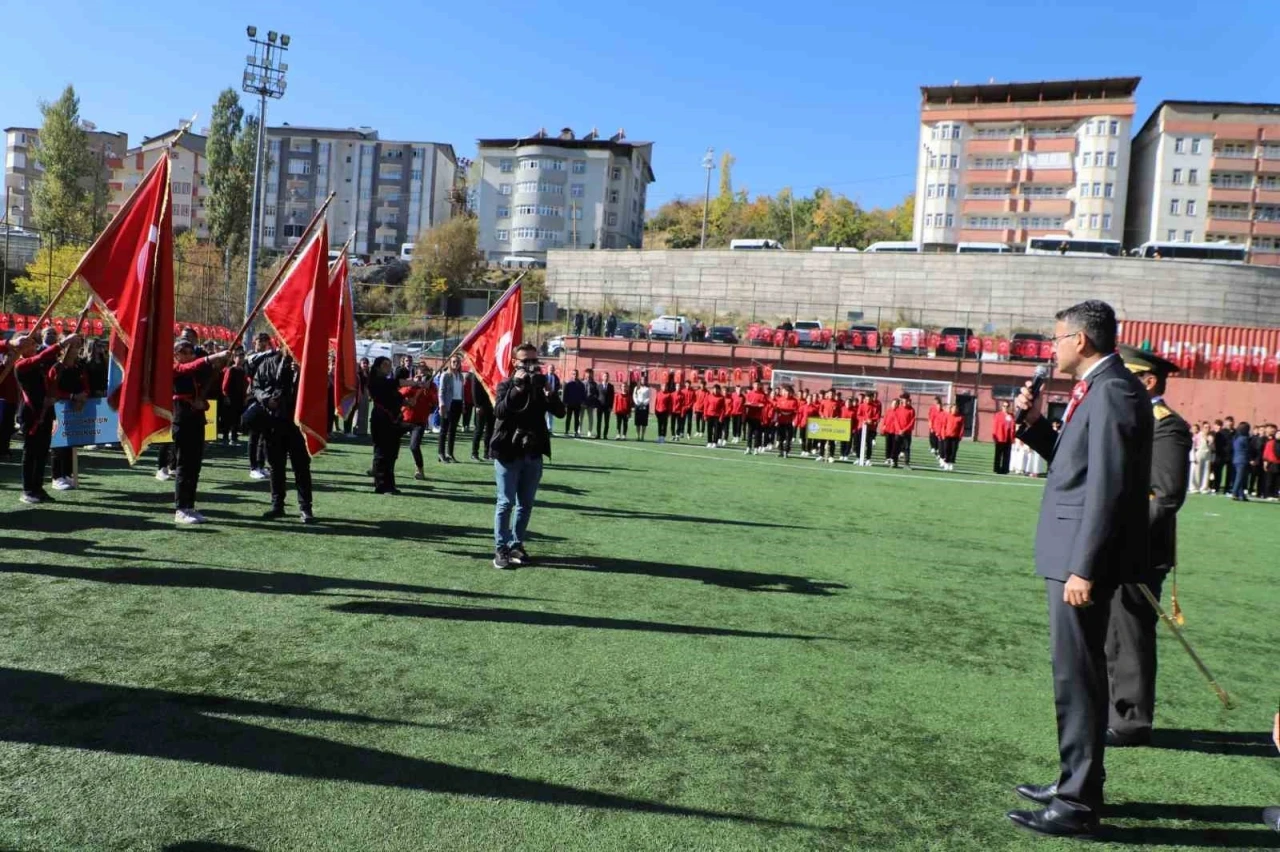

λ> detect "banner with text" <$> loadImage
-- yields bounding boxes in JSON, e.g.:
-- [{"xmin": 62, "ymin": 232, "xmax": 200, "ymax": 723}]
[
  {"xmin": 806, "ymin": 418, "xmax": 852, "ymax": 442},
  {"xmin": 52, "ymin": 399, "xmax": 216, "ymax": 448}
]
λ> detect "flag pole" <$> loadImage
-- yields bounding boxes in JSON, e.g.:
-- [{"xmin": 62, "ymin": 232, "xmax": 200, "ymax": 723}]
[
  {"xmin": 229, "ymin": 192, "xmax": 335, "ymax": 349},
  {"xmin": 447, "ymin": 270, "xmax": 528, "ymax": 363},
  {"xmin": 72, "ymin": 296, "xmax": 95, "ymax": 336}
]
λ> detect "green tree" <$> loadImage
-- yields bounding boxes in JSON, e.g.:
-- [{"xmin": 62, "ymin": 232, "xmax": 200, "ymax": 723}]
[
  {"xmin": 11, "ymin": 243, "xmax": 93, "ymax": 312},
  {"xmin": 405, "ymin": 218, "xmax": 483, "ymax": 312},
  {"xmin": 206, "ymin": 89, "xmax": 254, "ymax": 263},
  {"xmin": 30, "ymin": 85, "xmax": 106, "ymax": 240}
]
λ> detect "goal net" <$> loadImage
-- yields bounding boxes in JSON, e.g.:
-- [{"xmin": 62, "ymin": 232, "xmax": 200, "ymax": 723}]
[{"xmin": 768, "ymin": 369, "xmax": 954, "ymax": 404}]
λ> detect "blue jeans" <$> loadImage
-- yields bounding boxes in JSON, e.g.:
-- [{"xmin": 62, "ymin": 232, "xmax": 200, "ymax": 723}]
[
  {"xmin": 1232, "ymin": 462, "xmax": 1249, "ymax": 499},
  {"xmin": 494, "ymin": 454, "xmax": 544, "ymax": 549}
]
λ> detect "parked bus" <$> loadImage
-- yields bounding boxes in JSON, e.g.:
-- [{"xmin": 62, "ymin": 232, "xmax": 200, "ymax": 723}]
[
  {"xmin": 1026, "ymin": 236, "xmax": 1123, "ymax": 257},
  {"xmin": 811, "ymin": 246, "xmax": 859, "ymax": 252},
  {"xmin": 955, "ymin": 242, "xmax": 1011, "ymax": 254},
  {"xmin": 863, "ymin": 241, "xmax": 921, "ymax": 253},
  {"xmin": 1133, "ymin": 241, "xmax": 1247, "ymax": 264},
  {"xmin": 729, "ymin": 239, "xmax": 785, "ymax": 250}
]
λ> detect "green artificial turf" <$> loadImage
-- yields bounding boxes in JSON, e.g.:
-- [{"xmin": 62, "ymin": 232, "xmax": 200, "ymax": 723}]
[{"xmin": 1, "ymin": 433, "xmax": 1277, "ymax": 851}]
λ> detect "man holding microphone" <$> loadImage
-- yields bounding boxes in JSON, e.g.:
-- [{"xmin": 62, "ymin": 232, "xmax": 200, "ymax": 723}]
[{"xmin": 1007, "ymin": 300, "xmax": 1152, "ymax": 839}]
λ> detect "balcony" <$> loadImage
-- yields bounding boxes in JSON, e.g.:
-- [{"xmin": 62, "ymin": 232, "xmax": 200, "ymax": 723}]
[
  {"xmin": 1206, "ymin": 217, "xmax": 1251, "ymax": 236},
  {"xmin": 959, "ymin": 198, "xmax": 1013, "ymax": 214},
  {"xmin": 1212, "ymin": 155, "xmax": 1256, "ymax": 173},
  {"xmin": 1254, "ymin": 220, "xmax": 1280, "ymax": 237},
  {"xmin": 1022, "ymin": 168, "xmax": 1074, "ymax": 185},
  {"xmin": 1017, "ymin": 197, "xmax": 1073, "ymax": 216},
  {"xmin": 1208, "ymin": 187, "xmax": 1254, "ymax": 204},
  {"xmin": 955, "ymin": 228, "xmax": 1015, "ymax": 242},
  {"xmin": 1250, "ymin": 249, "xmax": 1280, "ymax": 266},
  {"xmin": 1256, "ymin": 188, "xmax": 1280, "ymax": 205},
  {"xmin": 967, "ymin": 138, "xmax": 1017, "ymax": 154},
  {"xmin": 1260, "ymin": 158, "xmax": 1280, "ymax": 176},
  {"xmin": 1025, "ymin": 136, "xmax": 1077, "ymax": 153}
]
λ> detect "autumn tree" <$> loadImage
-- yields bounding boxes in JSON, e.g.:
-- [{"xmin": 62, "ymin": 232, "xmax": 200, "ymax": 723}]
[{"xmin": 405, "ymin": 217, "xmax": 483, "ymax": 312}]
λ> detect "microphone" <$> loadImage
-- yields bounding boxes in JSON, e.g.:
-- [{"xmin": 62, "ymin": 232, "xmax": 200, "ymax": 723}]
[{"xmin": 1016, "ymin": 365, "xmax": 1050, "ymax": 426}]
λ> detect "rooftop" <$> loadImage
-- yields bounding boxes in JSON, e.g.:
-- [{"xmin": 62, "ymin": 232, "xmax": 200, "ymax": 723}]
[
  {"xmin": 137, "ymin": 128, "xmax": 207, "ymax": 155},
  {"xmin": 921, "ymin": 77, "xmax": 1140, "ymax": 106},
  {"xmin": 268, "ymin": 124, "xmax": 379, "ymax": 140},
  {"xmin": 1136, "ymin": 99, "xmax": 1280, "ymax": 137}
]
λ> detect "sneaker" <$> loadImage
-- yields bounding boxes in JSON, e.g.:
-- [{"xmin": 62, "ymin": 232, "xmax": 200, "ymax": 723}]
[
  {"xmin": 51, "ymin": 477, "xmax": 73, "ymax": 491},
  {"xmin": 706, "ymin": 443, "xmax": 714, "ymax": 449},
  {"xmin": 414, "ymin": 470, "xmax": 426, "ymax": 481},
  {"xmin": 174, "ymin": 509, "xmax": 203, "ymax": 525},
  {"xmin": 509, "ymin": 543, "xmax": 529, "ymax": 565},
  {"xmin": 300, "ymin": 509, "xmax": 315, "ymax": 525},
  {"xmin": 744, "ymin": 449, "xmax": 752, "ymax": 455},
  {"xmin": 493, "ymin": 547, "xmax": 515, "ymax": 570},
  {"xmin": 249, "ymin": 468, "xmax": 267, "ymax": 481},
  {"xmin": 155, "ymin": 467, "xmax": 172, "ymax": 482},
  {"xmin": 718, "ymin": 440, "xmax": 726, "ymax": 447},
  {"xmin": 19, "ymin": 492, "xmax": 43, "ymax": 505}
]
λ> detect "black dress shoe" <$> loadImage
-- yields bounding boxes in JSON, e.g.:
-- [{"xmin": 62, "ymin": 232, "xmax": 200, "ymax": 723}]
[
  {"xmin": 299, "ymin": 509, "xmax": 315, "ymax": 525},
  {"xmin": 1106, "ymin": 727, "xmax": 1152, "ymax": 747},
  {"xmin": 1015, "ymin": 783, "xmax": 1058, "ymax": 806},
  {"xmin": 1008, "ymin": 804, "xmax": 1098, "ymax": 838}
]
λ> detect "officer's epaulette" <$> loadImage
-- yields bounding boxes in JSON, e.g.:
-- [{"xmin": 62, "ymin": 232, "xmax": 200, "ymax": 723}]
[{"xmin": 1153, "ymin": 402, "xmax": 1173, "ymax": 421}]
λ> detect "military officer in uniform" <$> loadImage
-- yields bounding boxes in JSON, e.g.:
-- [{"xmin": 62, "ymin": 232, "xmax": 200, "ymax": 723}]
[{"xmin": 1104, "ymin": 345, "xmax": 1192, "ymax": 747}]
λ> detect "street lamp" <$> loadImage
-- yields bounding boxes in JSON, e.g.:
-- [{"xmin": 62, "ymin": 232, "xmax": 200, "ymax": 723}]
[
  {"xmin": 700, "ymin": 147, "xmax": 715, "ymax": 249},
  {"xmin": 242, "ymin": 25, "xmax": 290, "ymax": 327}
]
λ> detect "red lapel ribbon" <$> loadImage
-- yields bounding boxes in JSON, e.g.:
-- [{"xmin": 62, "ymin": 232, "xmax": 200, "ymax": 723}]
[{"xmin": 1063, "ymin": 380, "xmax": 1089, "ymax": 423}]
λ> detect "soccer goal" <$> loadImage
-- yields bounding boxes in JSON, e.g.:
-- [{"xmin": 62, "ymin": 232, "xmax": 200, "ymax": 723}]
[{"xmin": 768, "ymin": 369, "xmax": 954, "ymax": 404}]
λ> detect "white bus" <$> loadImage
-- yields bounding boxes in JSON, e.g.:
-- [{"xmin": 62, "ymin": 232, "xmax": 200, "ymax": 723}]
[
  {"xmin": 729, "ymin": 238, "xmax": 785, "ymax": 250},
  {"xmin": 1026, "ymin": 236, "xmax": 1123, "ymax": 257},
  {"xmin": 863, "ymin": 241, "xmax": 921, "ymax": 253},
  {"xmin": 955, "ymin": 241, "xmax": 1011, "ymax": 254},
  {"xmin": 810, "ymin": 246, "xmax": 859, "ymax": 252},
  {"xmin": 399, "ymin": 243, "xmax": 414, "ymax": 261},
  {"xmin": 1133, "ymin": 241, "xmax": 1247, "ymax": 264}
]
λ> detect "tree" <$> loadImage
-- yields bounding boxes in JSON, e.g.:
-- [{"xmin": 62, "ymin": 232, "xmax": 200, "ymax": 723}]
[
  {"xmin": 30, "ymin": 85, "xmax": 106, "ymax": 240},
  {"xmin": 405, "ymin": 218, "xmax": 482, "ymax": 312},
  {"xmin": 206, "ymin": 89, "xmax": 254, "ymax": 263},
  {"xmin": 11, "ymin": 243, "xmax": 93, "ymax": 313}
]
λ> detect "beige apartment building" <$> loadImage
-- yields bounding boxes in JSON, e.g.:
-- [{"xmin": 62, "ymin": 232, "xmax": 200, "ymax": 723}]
[
  {"xmin": 262, "ymin": 125, "xmax": 457, "ymax": 259},
  {"xmin": 109, "ymin": 129, "xmax": 209, "ymax": 238},
  {"xmin": 4, "ymin": 123, "xmax": 128, "ymax": 232},
  {"xmin": 914, "ymin": 77, "xmax": 1138, "ymax": 248},
  {"xmin": 1126, "ymin": 101, "xmax": 1280, "ymax": 266}
]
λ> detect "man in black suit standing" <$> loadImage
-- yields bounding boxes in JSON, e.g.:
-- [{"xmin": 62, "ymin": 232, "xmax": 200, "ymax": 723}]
[{"xmin": 1009, "ymin": 300, "xmax": 1153, "ymax": 838}]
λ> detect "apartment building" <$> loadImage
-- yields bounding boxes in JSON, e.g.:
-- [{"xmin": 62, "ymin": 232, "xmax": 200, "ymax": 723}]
[
  {"xmin": 263, "ymin": 125, "xmax": 456, "ymax": 258},
  {"xmin": 109, "ymin": 129, "xmax": 209, "ymax": 238},
  {"xmin": 915, "ymin": 77, "xmax": 1138, "ymax": 248},
  {"xmin": 3, "ymin": 123, "xmax": 128, "ymax": 231},
  {"xmin": 474, "ymin": 127, "xmax": 655, "ymax": 262},
  {"xmin": 1126, "ymin": 101, "xmax": 1280, "ymax": 265}
]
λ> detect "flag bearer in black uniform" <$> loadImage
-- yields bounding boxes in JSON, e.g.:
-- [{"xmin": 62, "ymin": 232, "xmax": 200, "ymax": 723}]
[
  {"xmin": 48, "ymin": 337, "xmax": 90, "ymax": 491},
  {"xmin": 13, "ymin": 333, "xmax": 80, "ymax": 504},
  {"xmin": 252, "ymin": 346, "xmax": 315, "ymax": 524},
  {"xmin": 172, "ymin": 339, "xmax": 229, "ymax": 525}
]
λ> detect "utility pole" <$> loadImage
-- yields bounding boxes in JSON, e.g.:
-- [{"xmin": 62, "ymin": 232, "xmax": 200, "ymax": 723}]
[
  {"xmin": 700, "ymin": 147, "xmax": 715, "ymax": 249},
  {"xmin": 241, "ymin": 26, "xmax": 290, "ymax": 330}
]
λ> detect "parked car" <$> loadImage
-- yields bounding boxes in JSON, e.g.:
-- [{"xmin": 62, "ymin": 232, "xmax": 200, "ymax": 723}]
[
  {"xmin": 1010, "ymin": 332, "xmax": 1051, "ymax": 362},
  {"xmin": 839, "ymin": 324, "xmax": 882, "ymax": 352},
  {"xmin": 708, "ymin": 326, "xmax": 739, "ymax": 344},
  {"xmin": 648, "ymin": 315, "xmax": 691, "ymax": 341},
  {"xmin": 890, "ymin": 327, "xmax": 927, "ymax": 356},
  {"xmin": 793, "ymin": 320, "xmax": 825, "ymax": 348},
  {"xmin": 612, "ymin": 321, "xmax": 648, "ymax": 340},
  {"xmin": 422, "ymin": 337, "xmax": 465, "ymax": 358},
  {"xmin": 362, "ymin": 341, "xmax": 412, "ymax": 362},
  {"xmin": 939, "ymin": 326, "xmax": 977, "ymax": 358},
  {"xmin": 543, "ymin": 336, "xmax": 566, "ymax": 356}
]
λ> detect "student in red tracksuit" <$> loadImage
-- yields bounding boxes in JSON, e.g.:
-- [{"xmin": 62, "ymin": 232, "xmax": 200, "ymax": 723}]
[
  {"xmin": 171, "ymin": 339, "xmax": 231, "ymax": 524},
  {"xmin": 692, "ymin": 381, "xmax": 708, "ymax": 439},
  {"xmin": 799, "ymin": 391, "xmax": 820, "ymax": 456},
  {"xmin": 703, "ymin": 385, "xmax": 724, "ymax": 447},
  {"xmin": 220, "ymin": 352, "xmax": 250, "ymax": 446},
  {"xmin": 927, "ymin": 396, "xmax": 945, "ymax": 457},
  {"xmin": 815, "ymin": 389, "xmax": 839, "ymax": 462},
  {"xmin": 612, "ymin": 380, "xmax": 633, "ymax": 439},
  {"xmin": 838, "ymin": 393, "xmax": 857, "ymax": 460},
  {"xmin": 762, "ymin": 390, "xmax": 777, "ymax": 449},
  {"xmin": 858, "ymin": 392, "xmax": 883, "ymax": 466},
  {"xmin": 671, "ymin": 381, "xmax": 690, "ymax": 441},
  {"xmin": 940, "ymin": 402, "xmax": 965, "ymax": 470},
  {"xmin": 990, "ymin": 400, "xmax": 1016, "ymax": 474},
  {"xmin": 653, "ymin": 382, "xmax": 673, "ymax": 443},
  {"xmin": 13, "ymin": 333, "xmax": 80, "ymax": 504},
  {"xmin": 882, "ymin": 398, "xmax": 902, "ymax": 466},
  {"xmin": 729, "ymin": 386, "xmax": 746, "ymax": 444},
  {"xmin": 896, "ymin": 394, "xmax": 917, "ymax": 467},
  {"xmin": 48, "ymin": 343, "xmax": 90, "ymax": 490},
  {"xmin": 743, "ymin": 381, "xmax": 769, "ymax": 454},
  {"xmin": 402, "ymin": 370, "xmax": 437, "ymax": 480},
  {"xmin": 774, "ymin": 385, "xmax": 800, "ymax": 458}
]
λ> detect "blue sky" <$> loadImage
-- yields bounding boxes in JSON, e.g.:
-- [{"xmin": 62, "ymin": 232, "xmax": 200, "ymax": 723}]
[{"xmin": 3, "ymin": 0, "xmax": 1278, "ymax": 211}]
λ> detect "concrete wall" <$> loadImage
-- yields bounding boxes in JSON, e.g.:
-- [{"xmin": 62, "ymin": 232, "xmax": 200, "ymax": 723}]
[{"xmin": 545, "ymin": 249, "xmax": 1280, "ymax": 330}]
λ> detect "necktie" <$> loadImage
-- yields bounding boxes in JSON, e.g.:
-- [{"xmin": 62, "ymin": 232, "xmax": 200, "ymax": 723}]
[{"xmin": 1063, "ymin": 380, "xmax": 1089, "ymax": 423}]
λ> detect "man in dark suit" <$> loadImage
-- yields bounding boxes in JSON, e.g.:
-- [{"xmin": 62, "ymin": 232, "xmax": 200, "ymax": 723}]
[
  {"xmin": 1105, "ymin": 347, "xmax": 1192, "ymax": 748},
  {"xmin": 1009, "ymin": 300, "xmax": 1153, "ymax": 838}
]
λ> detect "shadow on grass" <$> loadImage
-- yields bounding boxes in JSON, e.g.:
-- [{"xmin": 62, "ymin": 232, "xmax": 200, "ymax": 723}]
[
  {"xmin": 2, "ymin": 562, "xmax": 543, "ymax": 603},
  {"xmin": 1148, "ymin": 729, "xmax": 1277, "ymax": 758},
  {"xmin": 330, "ymin": 600, "xmax": 830, "ymax": 641},
  {"xmin": 165, "ymin": 843, "xmax": 261, "ymax": 852},
  {"xmin": 0, "ymin": 667, "xmax": 820, "ymax": 829},
  {"xmin": 1098, "ymin": 801, "xmax": 1280, "ymax": 847},
  {"xmin": 433, "ymin": 492, "xmax": 812, "ymax": 530},
  {"xmin": 444, "ymin": 550, "xmax": 846, "ymax": 597}
]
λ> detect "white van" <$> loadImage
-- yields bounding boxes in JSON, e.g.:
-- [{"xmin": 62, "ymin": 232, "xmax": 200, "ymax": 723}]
[
  {"xmin": 400, "ymin": 243, "xmax": 414, "ymax": 261},
  {"xmin": 864, "ymin": 241, "xmax": 921, "ymax": 253}
]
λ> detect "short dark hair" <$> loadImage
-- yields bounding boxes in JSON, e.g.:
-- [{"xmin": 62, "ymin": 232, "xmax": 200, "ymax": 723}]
[
  {"xmin": 514, "ymin": 342, "xmax": 538, "ymax": 357},
  {"xmin": 1055, "ymin": 299, "xmax": 1117, "ymax": 355}
]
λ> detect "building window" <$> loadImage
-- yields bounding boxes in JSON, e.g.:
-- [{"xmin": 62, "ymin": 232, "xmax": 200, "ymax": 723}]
[
  {"xmin": 1092, "ymin": 182, "xmax": 1101, "ymax": 196},
  {"xmin": 611, "ymin": 167, "xmax": 622, "ymax": 180},
  {"xmin": 1079, "ymin": 183, "xmax": 1090, "ymax": 197},
  {"xmin": 265, "ymin": 204, "xmax": 276, "ymax": 216},
  {"xmin": 1188, "ymin": 169, "xmax": 1199, "ymax": 185},
  {"xmin": 1174, "ymin": 138, "xmax": 1185, "ymax": 154},
  {"xmin": 572, "ymin": 160, "xmax": 586, "ymax": 174},
  {"xmin": 949, "ymin": 154, "xmax": 958, "ymax": 168},
  {"xmin": 928, "ymin": 155, "xmax": 936, "ymax": 169},
  {"xmin": 1191, "ymin": 138, "xmax": 1202, "ymax": 155},
  {"xmin": 1172, "ymin": 168, "xmax": 1182, "ymax": 184},
  {"xmin": 497, "ymin": 206, "xmax": 510, "ymax": 218},
  {"xmin": 947, "ymin": 183, "xmax": 957, "ymax": 198},
  {"xmin": 1091, "ymin": 152, "xmax": 1102, "ymax": 167},
  {"xmin": 1186, "ymin": 200, "xmax": 1197, "ymax": 216},
  {"xmin": 1089, "ymin": 214, "xmax": 1100, "ymax": 228},
  {"xmin": 499, "ymin": 159, "xmax": 513, "ymax": 173},
  {"xmin": 1167, "ymin": 229, "xmax": 1177, "ymax": 241},
  {"xmin": 609, "ymin": 189, "xmax": 619, "ymax": 203},
  {"xmin": 945, "ymin": 213, "xmax": 954, "ymax": 227},
  {"xmin": 521, "ymin": 158, "xmax": 539, "ymax": 170},
  {"xmin": 1184, "ymin": 229, "xmax": 1194, "ymax": 242},
  {"xmin": 607, "ymin": 213, "xmax": 618, "ymax": 226},
  {"xmin": 410, "ymin": 169, "xmax": 422, "ymax": 181},
  {"xmin": 570, "ymin": 183, "xmax": 584, "ymax": 198},
  {"xmin": 1102, "ymin": 213, "xmax": 1112, "ymax": 230},
  {"xmin": 1109, "ymin": 120, "xmax": 1119, "ymax": 136},
  {"xmin": 925, "ymin": 213, "xmax": 933, "ymax": 227},
  {"xmin": 1106, "ymin": 151, "xmax": 1116, "ymax": 168},
  {"xmin": 1169, "ymin": 199, "xmax": 1180, "ymax": 215},
  {"xmin": 499, "ymin": 183, "xmax": 512, "ymax": 195},
  {"xmin": 1104, "ymin": 183, "xmax": 1114, "ymax": 198},
  {"xmin": 287, "ymin": 160, "xmax": 311, "ymax": 175},
  {"xmin": 264, "ymin": 225, "xmax": 275, "ymax": 238},
  {"xmin": 496, "ymin": 229, "xmax": 509, "ymax": 241}
]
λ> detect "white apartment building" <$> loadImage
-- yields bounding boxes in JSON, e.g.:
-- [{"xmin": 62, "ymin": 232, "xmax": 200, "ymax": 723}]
[
  {"xmin": 915, "ymin": 78, "xmax": 1139, "ymax": 248},
  {"xmin": 5, "ymin": 123, "xmax": 128, "ymax": 231},
  {"xmin": 110, "ymin": 129, "xmax": 209, "ymax": 238},
  {"xmin": 475, "ymin": 128, "xmax": 654, "ymax": 262},
  {"xmin": 263, "ymin": 125, "xmax": 456, "ymax": 258},
  {"xmin": 1126, "ymin": 101, "xmax": 1280, "ymax": 265}
]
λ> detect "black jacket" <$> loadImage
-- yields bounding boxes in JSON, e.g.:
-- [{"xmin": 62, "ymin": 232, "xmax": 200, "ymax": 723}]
[
  {"xmin": 584, "ymin": 379, "xmax": 601, "ymax": 408},
  {"xmin": 1148, "ymin": 402, "xmax": 1192, "ymax": 573},
  {"xmin": 490, "ymin": 374, "xmax": 566, "ymax": 462},
  {"xmin": 563, "ymin": 379, "xmax": 586, "ymax": 407},
  {"xmin": 250, "ymin": 350, "xmax": 299, "ymax": 422},
  {"xmin": 1212, "ymin": 428, "xmax": 1234, "ymax": 461}
]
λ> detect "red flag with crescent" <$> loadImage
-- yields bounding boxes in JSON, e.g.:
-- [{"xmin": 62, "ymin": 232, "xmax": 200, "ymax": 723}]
[
  {"xmin": 328, "ymin": 254, "xmax": 359, "ymax": 419},
  {"xmin": 456, "ymin": 279, "xmax": 523, "ymax": 402}
]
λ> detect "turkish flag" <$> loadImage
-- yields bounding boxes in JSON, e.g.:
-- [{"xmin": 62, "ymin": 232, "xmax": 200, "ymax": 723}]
[
  {"xmin": 262, "ymin": 222, "xmax": 337, "ymax": 456},
  {"xmin": 457, "ymin": 279, "xmax": 523, "ymax": 402},
  {"xmin": 75, "ymin": 154, "xmax": 175, "ymax": 463},
  {"xmin": 328, "ymin": 254, "xmax": 358, "ymax": 420}
]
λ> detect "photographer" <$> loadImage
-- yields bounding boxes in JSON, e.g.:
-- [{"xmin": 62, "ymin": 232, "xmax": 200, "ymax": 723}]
[{"xmin": 490, "ymin": 343, "xmax": 565, "ymax": 570}]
